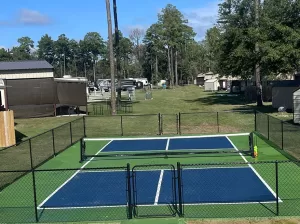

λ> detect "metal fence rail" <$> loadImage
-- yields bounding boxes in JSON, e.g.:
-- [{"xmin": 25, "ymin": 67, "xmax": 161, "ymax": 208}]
[{"xmin": 1, "ymin": 160, "xmax": 300, "ymax": 223}]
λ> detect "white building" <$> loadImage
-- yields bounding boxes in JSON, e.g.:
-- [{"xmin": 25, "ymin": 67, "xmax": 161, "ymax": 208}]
[{"xmin": 0, "ymin": 60, "xmax": 53, "ymax": 79}]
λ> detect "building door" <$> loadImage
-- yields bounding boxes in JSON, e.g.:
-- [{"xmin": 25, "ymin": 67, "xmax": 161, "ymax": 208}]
[{"xmin": 0, "ymin": 89, "xmax": 6, "ymax": 109}]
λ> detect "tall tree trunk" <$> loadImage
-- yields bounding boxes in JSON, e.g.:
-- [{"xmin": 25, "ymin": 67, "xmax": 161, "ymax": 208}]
[
  {"xmin": 255, "ymin": 0, "xmax": 263, "ymax": 106},
  {"xmin": 105, "ymin": 0, "xmax": 116, "ymax": 115},
  {"xmin": 113, "ymin": 0, "xmax": 122, "ymax": 102},
  {"xmin": 167, "ymin": 47, "xmax": 172, "ymax": 87},
  {"xmin": 170, "ymin": 47, "xmax": 174, "ymax": 87},
  {"xmin": 175, "ymin": 49, "xmax": 178, "ymax": 86},
  {"xmin": 155, "ymin": 54, "xmax": 158, "ymax": 85}
]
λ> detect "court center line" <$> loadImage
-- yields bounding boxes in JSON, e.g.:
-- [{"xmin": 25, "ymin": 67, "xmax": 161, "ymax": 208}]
[
  {"xmin": 154, "ymin": 170, "xmax": 164, "ymax": 205},
  {"xmin": 165, "ymin": 138, "xmax": 170, "ymax": 151},
  {"xmin": 38, "ymin": 140, "xmax": 113, "ymax": 208},
  {"xmin": 225, "ymin": 136, "xmax": 282, "ymax": 202}
]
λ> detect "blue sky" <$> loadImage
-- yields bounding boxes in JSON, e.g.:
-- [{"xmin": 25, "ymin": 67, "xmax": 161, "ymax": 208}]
[{"xmin": 0, "ymin": 0, "xmax": 220, "ymax": 49}]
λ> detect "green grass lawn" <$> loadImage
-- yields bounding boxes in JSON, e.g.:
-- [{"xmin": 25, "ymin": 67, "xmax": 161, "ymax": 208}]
[{"xmin": 2, "ymin": 86, "xmax": 300, "ymax": 223}]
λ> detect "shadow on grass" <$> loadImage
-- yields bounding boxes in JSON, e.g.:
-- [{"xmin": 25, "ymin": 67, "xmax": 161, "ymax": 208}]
[
  {"xmin": 14, "ymin": 122, "xmax": 27, "ymax": 142},
  {"xmin": 184, "ymin": 92, "xmax": 246, "ymax": 106},
  {"xmin": 184, "ymin": 92, "xmax": 281, "ymax": 114}
]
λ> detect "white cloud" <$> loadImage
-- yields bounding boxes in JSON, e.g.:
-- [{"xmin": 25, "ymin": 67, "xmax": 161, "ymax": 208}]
[
  {"xmin": 183, "ymin": 1, "xmax": 219, "ymax": 40},
  {"xmin": 123, "ymin": 24, "xmax": 149, "ymax": 36},
  {"xmin": 18, "ymin": 9, "xmax": 50, "ymax": 25},
  {"xmin": 0, "ymin": 46, "xmax": 6, "ymax": 49},
  {"xmin": 0, "ymin": 8, "xmax": 51, "ymax": 26}
]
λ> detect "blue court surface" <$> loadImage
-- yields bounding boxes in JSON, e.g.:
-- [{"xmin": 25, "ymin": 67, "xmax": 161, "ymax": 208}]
[
  {"xmin": 39, "ymin": 167, "xmax": 277, "ymax": 209},
  {"xmin": 100, "ymin": 136, "xmax": 235, "ymax": 153}
]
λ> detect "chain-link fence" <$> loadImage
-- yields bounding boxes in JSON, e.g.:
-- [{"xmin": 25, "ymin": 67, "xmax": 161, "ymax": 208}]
[
  {"xmin": 84, "ymin": 110, "xmax": 254, "ymax": 138},
  {"xmin": 2, "ymin": 161, "xmax": 300, "ymax": 223},
  {"xmin": 255, "ymin": 111, "xmax": 300, "ymax": 159},
  {"xmin": 0, "ymin": 117, "xmax": 85, "ymax": 190}
]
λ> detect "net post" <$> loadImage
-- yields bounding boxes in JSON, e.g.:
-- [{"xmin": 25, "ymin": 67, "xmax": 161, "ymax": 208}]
[
  {"xmin": 217, "ymin": 112, "xmax": 219, "ymax": 133},
  {"xmin": 69, "ymin": 122, "xmax": 73, "ymax": 145},
  {"xmin": 179, "ymin": 112, "xmax": 181, "ymax": 135},
  {"xmin": 51, "ymin": 129, "xmax": 56, "ymax": 157},
  {"xmin": 121, "ymin": 115, "xmax": 124, "ymax": 136},
  {"xmin": 267, "ymin": 115, "xmax": 270, "ymax": 140},
  {"xmin": 275, "ymin": 161, "xmax": 279, "ymax": 216},
  {"xmin": 31, "ymin": 170, "xmax": 39, "ymax": 222},
  {"xmin": 126, "ymin": 163, "xmax": 133, "ymax": 219},
  {"xmin": 281, "ymin": 121, "xmax": 284, "ymax": 150},
  {"xmin": 254, "ymin": 110, "xmax": 257, "ymax": 131},
  {"xmin": 79, "ymin": 138, "xmax": 85, "ymax": 163},
  {"xmin": 249, "ymin": 132, "xmax": 254, "ymax": 157},
  {"xmin": 177, "ymin": 162, "xmax": 183, "ymax": 217},
  {"xmin": 83, "ymin": 116, "xmax": 87, "ymax": 137}
]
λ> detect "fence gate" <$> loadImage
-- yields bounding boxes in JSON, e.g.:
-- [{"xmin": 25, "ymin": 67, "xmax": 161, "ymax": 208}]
[
  {"xmin": 160, "ymin": 114, "xmax": 179, "ymax": 135},
  {"xmin": 132, "ymin": 164, "xmax": 178, "ymax": 217}
]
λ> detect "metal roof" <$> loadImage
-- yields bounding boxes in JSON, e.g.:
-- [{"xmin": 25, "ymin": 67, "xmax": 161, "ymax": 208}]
[{"xmin": 0, "ymin": 60, "xmax": 53, "ymax": 71}]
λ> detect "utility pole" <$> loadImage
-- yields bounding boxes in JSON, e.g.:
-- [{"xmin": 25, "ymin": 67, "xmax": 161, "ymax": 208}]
[
  {"xmin": 113, "ymin": 0, "xmax": 122, "ymax": 102},
  {"xmin": 63, "ymin": 48, "xmax": 66, "ymax": 77},
  {"xmin": 255, "ymin": 0, "xmax": 263, "ymax": 106},
  {"xmin": 106, "ymin": 0, "xmax": 117, "ymax": 115}
]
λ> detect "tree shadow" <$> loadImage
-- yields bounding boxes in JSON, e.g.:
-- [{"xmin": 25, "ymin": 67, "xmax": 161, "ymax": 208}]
[
  {"xmin": 184, "ymin": 92, "xmax": 280, "ymax": 114},
  {"xmin": 184, "ymin": 92, "xmax": 247, "ymax": 106},
  {"xmin": 14, "ymin": 122, "xmax": 27, "ymax": 142}
]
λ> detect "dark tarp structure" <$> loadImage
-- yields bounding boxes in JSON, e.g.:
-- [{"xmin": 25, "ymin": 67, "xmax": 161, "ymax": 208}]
[
  {"xmin": 55, "ymin": 80, "xmax": 87, "ymax": 116},
  {"xmin": 5, "ymin": 78, "xmax": 57, "ymax": 118},
  {"xmin": 4, "ymin": 78, "xmax": 87, "ymax": 118}
]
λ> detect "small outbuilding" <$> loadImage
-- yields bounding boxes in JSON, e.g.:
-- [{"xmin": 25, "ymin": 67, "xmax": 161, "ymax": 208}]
[
  {"xmin": 204, "ymin": 79, "xmax": 219, "ymax": 91},
  {"xmin": 293, "ymin": 88, "xmax": 300, "ymax": 123},
  {"xmin": 272, "ymin": 81, "xmax": 300, "ymax": 110}
]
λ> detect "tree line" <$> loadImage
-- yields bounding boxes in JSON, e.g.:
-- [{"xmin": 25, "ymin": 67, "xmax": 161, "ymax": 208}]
[{"xmin": 1, "ymin": 1, "xmax": 300, "ymax": 88}]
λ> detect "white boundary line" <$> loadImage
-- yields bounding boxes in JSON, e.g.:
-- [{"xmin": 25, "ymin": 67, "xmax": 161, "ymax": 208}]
[
  {"xmin": 37, "ymin": 205, "xmax": 126, "ymax": 210},
  {"xmin": 165, "ymin": 138, "xmax": 170, "ymax": 151},
  {"xmin": 37, "ymin": 140, "xmax": 113, "ymax": 209},
  {"xmin": 37, "ymin": 200, "xmax": 281, "ymax": 210},
  {"xmin": 225, "ymin": 136, "xmax": 282, "ymax": 203},
  {"xmin": 154, "ymin": 170, "xmax": 164, "ymax": 205},
  {"xmin": 84, "ymin": 133, "xmax": 249, "ymax": 141}
]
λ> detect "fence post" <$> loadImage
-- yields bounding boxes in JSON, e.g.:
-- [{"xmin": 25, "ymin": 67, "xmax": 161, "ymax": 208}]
[
  {"xmin": 83, "ymin": 116, "xmax": 86, "ymax": 137},
  {"xmin": 51, "ymin": 129, "xmax": 56, "ymax": 157},
  {"xmin": 176, "ymin": 114, "xmax": 179, "ymax": 135},
  {"xmin": 177, "ymin": 162, "xmax": 183, "ymax": 217},
  {"xmin": 121, "ymin": 115, "xmax": 124, "ymax": 136},
  {"xmin": 281, "ymin": 121, "xmax": 284, "ymax": 150},
  {"xmin": 28, "ymin": 139, "xmax": 34, "ymax": 170},
  {"xmin": 254, "ymin": 110, "xmax": 257, "ymax": 131},
  {"xmin": 69, "ymin": 122, "xmax": 73, "ymax": 145},
  {"xmin": 158, "ymin": 113, "xmax": 161, "ymax": 135},
  {"xmin": 217, "ymin": 112, "xmax": 220, "ymax": 133},
  {"xmin": 179, "ymin": 112, "xmax": 181, "ymax": 135},
  {"xmin": 127, "ymin": 163, "xmax": 132, "ymax": 219},
  {"xmin": 31, "ymin": 170, "xmax": 39, "ymax": 222},
  {"xmin": 267, "ymin": 115, "xmax": 270, "ymax": 140},
  {"xmin": 275, "ymin": 161, "xmax": 279, "ymax": 216}
]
